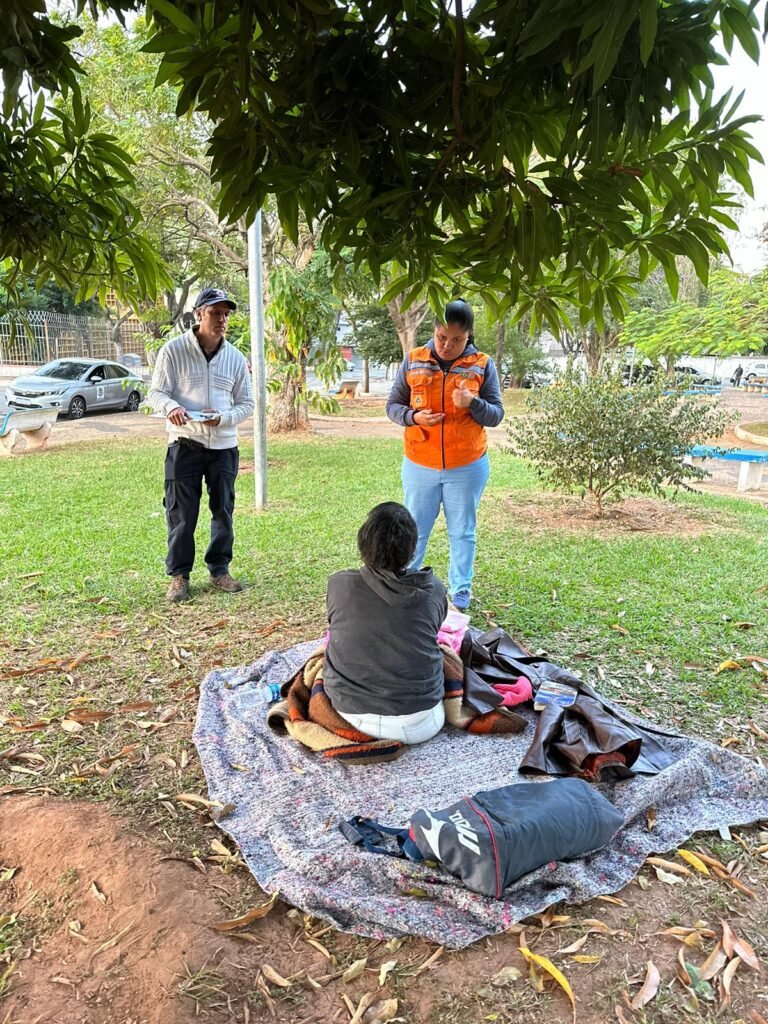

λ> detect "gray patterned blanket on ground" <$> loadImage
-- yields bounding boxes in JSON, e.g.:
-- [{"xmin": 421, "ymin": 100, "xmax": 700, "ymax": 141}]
[{"xmin": 193, "ymin": 638, "xmax": 768, "ymax": 949}]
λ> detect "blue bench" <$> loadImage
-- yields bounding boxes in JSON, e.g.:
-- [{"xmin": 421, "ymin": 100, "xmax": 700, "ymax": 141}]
[
  {"xmin": 685, "ymin": 445, "xmax": 768, "ymax": 492},
  {"xmin": 664, "ymin": 386, "xmax": 723, "ymax": 397}
]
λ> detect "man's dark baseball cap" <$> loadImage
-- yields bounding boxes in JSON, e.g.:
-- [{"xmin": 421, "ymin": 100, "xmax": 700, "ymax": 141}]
[{"xmin": 193, "ymin": 287, "xmax": 237, "ymax": 311}]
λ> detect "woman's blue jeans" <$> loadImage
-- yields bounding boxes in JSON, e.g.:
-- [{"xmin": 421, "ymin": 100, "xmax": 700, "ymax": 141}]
[{"xmin": 401, "ymin": 453, "xmax": 490, "ymax": 596}]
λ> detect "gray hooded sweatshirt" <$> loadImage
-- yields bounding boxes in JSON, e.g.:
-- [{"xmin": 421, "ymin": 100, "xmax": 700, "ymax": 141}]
[{"xmin": 324, "ymin": 566, "xmax": 448, "ymax": 716}]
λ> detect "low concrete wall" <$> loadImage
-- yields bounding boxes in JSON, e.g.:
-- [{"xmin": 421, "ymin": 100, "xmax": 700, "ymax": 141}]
[{"xmin": 735, "ymin": 423, "xmax": 768, "ymax": 446}]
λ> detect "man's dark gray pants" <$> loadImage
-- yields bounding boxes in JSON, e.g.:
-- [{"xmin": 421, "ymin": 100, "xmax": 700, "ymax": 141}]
[{"xmin": 164, "ymin": 439, "xmax": 239, "ymax": 579}]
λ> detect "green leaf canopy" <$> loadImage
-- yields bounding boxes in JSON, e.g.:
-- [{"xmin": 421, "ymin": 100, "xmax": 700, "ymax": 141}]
[{"xmin": 138, "ymin": 0, "xmax": 762, "ymax": 321}]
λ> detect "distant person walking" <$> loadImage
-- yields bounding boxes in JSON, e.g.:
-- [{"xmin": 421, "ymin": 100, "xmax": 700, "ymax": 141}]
[
  {"xmin": 148, "ymin": 288, "xmax": 254, "ymax": 603},
  {"xmin": 386, "ymin": 298, "xmax": 504, "ymax": 610},
  {"xmin": 731, "ymin": 365, "xmax": 744, "ymax": 388}
]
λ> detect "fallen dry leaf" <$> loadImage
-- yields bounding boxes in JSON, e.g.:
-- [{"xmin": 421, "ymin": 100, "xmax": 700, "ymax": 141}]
[
  {"xmin": 174, "ymin": 793, "xmax": 223, "ymax": 810},
  {"xmin": 559, "ymin": 934, "xmax": 589, "ymax": 955},
  {"xmin": 718, "ymin": 956, "xmax": 741, "ymax": 1010},
  {"xmin": 630, "ymin": 961, "xmax": 661, "ymax": 1010},
  {"xmin": 676, "ymin": 947, "xmax": 691, "ymax": 986},
  {"xmin": 715, "ymin": 659, "xmax": 742, "ymax": 674},
  {"xmin": 676, "ymin": 849, "xmax": 710, "ymax": 875},
  {"xmin": 655, "ymin": 867, "xmax": 683, "ymax": 885},
  {"xmin": 646, "ymin": 808, "xmax": 657, "ymax": 831},
  {"xmin": 571, "ymin": 955, "xmax": 601, "ymax": 964},
  {"xmin": 349, "ymin": 991, "xmax": 377, "ymax": 1024},
  {"xmin": 361, "ymin": 998, "xmax": 399, "ymax": 1024},
  {"xmin": 721, "ymin": 920, "xmax": 760, "ymax": 971},
  {"xmin": 342, "ymin": 957, "xmax": 368, "ymax": 983},
  {"xmin": 414, "ymin": 945, "xmax": 444, "ymax": 975},
  {"xmin": 610, "ymin": 624, "xmax": 629, "ymax": 635},
  {"xmin": 116, "ymin": 701, "xmax": 156, "ymax": 713},
  {"xmin": 212, "ymin": 892, "xmax": 278, "ymax": 931},
  {"xmin": 491, "ymin": 965, "xmax": 521, "ymax": 986},
  {"xmin": 519, "ymin": 946, "xmax": 575, "ymax": 1020},
  {"xmin": 90, "ymin": 881, "xmax": 107, "ymax": 905},
  {"xmin": 693, "ymin": 850, "xmax": 728, "ymax": 871},
  {"xmin": 90, "ymin": 920, "xmax": 136, "ymax": 961},
  {"xmin": 63, "ymin": 709, "xmax": 114, "ymax": 725},
  {"xmin": 596, "ymin": 895, "xmax": 626, "ymax": 906},
  {"xmin": 378, "ymin": 960, "xmax": 397, "ymax": 986},
  {"xmin": 261, "ymin": 964, "xmax": 290, "ymax": 989},
  {"xmin": 646, "ymin": 856, "xmax": 692, "ymax": 877}
]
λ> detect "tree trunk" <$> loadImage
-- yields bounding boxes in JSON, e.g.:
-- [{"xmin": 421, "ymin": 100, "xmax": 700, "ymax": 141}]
[
  {"xmin": 386, "ymin": 295, "xmax": 430, "ymax": 355},
  {"xmin": 582, "ymin": 325, "xmax": 603, "ymax": 377},
  {"xmin": 582, "ymin": 324, "xmax": 620, "ymax": 377},
  {"xmin": 362, "ymin": 357, "xmax": 370, "ymax": 393},
  {"xmin": 268, "ymin": 370, "xmax": 309, "ymax": 432},
  {"xmin": 495, "ymin": 321, "xmax": 506, "ymax": 387}
]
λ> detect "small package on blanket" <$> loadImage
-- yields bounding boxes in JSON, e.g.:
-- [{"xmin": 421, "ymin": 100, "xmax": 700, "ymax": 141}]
[{"xmin": 343, "ymin": 778, "xmax": 623, "ymax": 899}]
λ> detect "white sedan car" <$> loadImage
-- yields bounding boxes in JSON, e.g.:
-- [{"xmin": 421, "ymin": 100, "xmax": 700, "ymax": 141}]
[{"xmin": 7, "ymin": 359, "xmax": 145, "ymax": 419}]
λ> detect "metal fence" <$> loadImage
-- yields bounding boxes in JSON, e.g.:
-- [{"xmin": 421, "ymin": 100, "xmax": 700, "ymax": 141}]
[{"xmin": 0, "ymin": 310, "xmax": 147, "ymax": 368}]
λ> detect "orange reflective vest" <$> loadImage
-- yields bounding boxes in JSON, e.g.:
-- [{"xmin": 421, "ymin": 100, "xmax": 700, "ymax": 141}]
[{"xmin": 404, "ymin": 346, "xmax": 490, "ymax": 470}]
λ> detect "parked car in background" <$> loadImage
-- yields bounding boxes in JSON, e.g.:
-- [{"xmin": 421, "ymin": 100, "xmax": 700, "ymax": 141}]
[
  {"xmin": 745, "ymin": 361, "xmax": 768, "ymax": 381},
  {"xmin": 622, "ymin": 363, "xmax": 657, "ymax": 384},
  {"xmin": 674, "ymin": 365, "xmax": 722, "ymax": 386},
  {"xmin": 7, "ymin": 359, "xmax": 145, "ymax": 419},
  {"xmin": 505, "ymin": 370, "xmax": 553, "ymax": 389}
]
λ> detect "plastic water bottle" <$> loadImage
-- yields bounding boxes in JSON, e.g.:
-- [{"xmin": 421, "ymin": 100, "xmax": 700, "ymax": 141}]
[{"xmin": 257, "ymin": 681, "xmax": 282, "ymax": 704}]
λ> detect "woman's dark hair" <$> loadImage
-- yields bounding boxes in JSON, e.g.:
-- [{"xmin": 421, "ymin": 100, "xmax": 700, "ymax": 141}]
[
  {"xmin": 441, "ymin": 298, "xmax": 474, "ymax": 331},
  {"xmin": 357, "ymin": 502, "xmax": 418, "ymax": 573}
]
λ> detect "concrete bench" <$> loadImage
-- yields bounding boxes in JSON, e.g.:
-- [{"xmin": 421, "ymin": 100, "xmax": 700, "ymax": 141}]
[
  {"xmin": 335, "ymin": 379, "xmax": 360, "ymax": 399},
  {"xmin": 0, "ymin": 408, "xmax": 59, "ymax": 455},
  {"xmin": 685, "ymin": 445, "xmax": 768, "ymax": 492}
]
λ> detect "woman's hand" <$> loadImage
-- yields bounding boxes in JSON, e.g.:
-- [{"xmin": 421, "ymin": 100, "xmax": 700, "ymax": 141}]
[
  {"xmin": 452, "ymin": 381, "xmax": 475, "ymax": 409},
  {"xmin": 413, "ymin": 408, "xmax": 445, "ymax": 426}
]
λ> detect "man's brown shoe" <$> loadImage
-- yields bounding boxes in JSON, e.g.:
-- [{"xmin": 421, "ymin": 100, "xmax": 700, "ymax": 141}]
[
  {"xmin": 167, "ymin": 575, "xmax": 190, "ymax": 603},
  {"xmin": 210, "ymin": 573, "xmax": 243, "ymax": 594}
]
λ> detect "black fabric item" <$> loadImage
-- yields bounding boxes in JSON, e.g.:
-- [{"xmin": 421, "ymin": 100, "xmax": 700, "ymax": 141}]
[
  {"xmin": 164, "ymin": 441, "xmax": 239, "ymax": 578},
  {"xmin": 461, "ymin": 628, "xmax": 679, "ymax": 777},
  {"xmin": 323, "ymin": 567, "xmax": 448, "ymax": 716}
]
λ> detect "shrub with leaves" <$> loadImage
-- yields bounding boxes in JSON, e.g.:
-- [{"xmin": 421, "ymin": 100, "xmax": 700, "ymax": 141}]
[{"xmin": 507, "ymin": 371, "xmax": 732, "ymax": 516}]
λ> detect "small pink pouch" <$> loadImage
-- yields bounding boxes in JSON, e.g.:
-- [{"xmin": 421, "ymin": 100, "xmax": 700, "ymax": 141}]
[{"xmin": 437, "ymin": 609, "xmax": 471, "ymax": 654}]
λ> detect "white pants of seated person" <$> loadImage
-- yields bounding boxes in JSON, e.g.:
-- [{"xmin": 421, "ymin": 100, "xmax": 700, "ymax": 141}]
[{"xmin": 339, "ymin": 702, "xmax": 445, "ymax": 745}]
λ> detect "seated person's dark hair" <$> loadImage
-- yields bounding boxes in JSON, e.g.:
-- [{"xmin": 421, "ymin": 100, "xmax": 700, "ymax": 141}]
[{"xmin": 357, "ymin": 502, "xmax": 418, "ymax": 573}]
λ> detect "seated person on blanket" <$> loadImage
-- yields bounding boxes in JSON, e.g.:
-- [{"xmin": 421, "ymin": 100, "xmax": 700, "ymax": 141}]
[{"xmin": 323, "ymin": 502, "xmax": 448, "ymax": 744}]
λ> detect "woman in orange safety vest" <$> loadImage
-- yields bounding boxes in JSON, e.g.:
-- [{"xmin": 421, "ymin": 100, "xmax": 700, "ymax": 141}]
[{"xmin": 386, "ymin": 299, "xmax": 504, "ymax": 610}]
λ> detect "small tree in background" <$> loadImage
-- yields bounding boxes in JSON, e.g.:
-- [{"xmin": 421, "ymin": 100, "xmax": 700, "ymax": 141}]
[
  {"xmin": 345, "ymin": 304, "xmax": 402, "ymax": 369},
  {"xmin": 473, "ymin": 309, "xmax": 547, "ymax": 385},
  {"xmin": 508, "ymin": 371, "xmax": 732, "ymax": 517}
]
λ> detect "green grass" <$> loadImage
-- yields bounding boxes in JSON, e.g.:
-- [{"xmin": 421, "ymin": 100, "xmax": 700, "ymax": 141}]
[
  {"xmin": 2, "ymin": 434, "xmax": 767, "ymax": 735},
  {"xmin": 323, "ymin": 387, "xmax": 530, "ymax": 418},
  {"xmin": 2, "ymin": 434, "xmax": 767, "ymax": 1023}
]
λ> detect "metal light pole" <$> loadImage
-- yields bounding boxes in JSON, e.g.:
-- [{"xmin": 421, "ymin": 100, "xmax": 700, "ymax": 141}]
[{"xmin": 248, "ymin": 211, "xmax": 267, "ymax": 510}]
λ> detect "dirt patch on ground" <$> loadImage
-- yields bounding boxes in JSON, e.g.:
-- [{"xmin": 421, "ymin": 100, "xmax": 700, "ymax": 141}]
[
  {"xmin": 492, "ymin": 493, "xmax": 737, "ymax": 537},
  {"xmin": 0, "ymin": 797, "xmax": 258, "ymax": 1024},
  {"xmin": 2, "ymin": 797, "xmax": 768, "ymax": 1024}
]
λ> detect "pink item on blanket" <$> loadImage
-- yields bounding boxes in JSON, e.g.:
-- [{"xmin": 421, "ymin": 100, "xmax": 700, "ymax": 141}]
[
  {"xmin": 437, "ymin": 609, "xmax": 471, "ymax": 654},
  {"xmin": 493, "ymin": 677, "xmax": 534, "ymax": 707}
]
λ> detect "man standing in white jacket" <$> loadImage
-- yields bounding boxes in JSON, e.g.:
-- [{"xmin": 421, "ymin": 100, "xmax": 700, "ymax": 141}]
[{"xmin": 148, "ymin": 288, "xmax": 255, "ymax": 603}]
